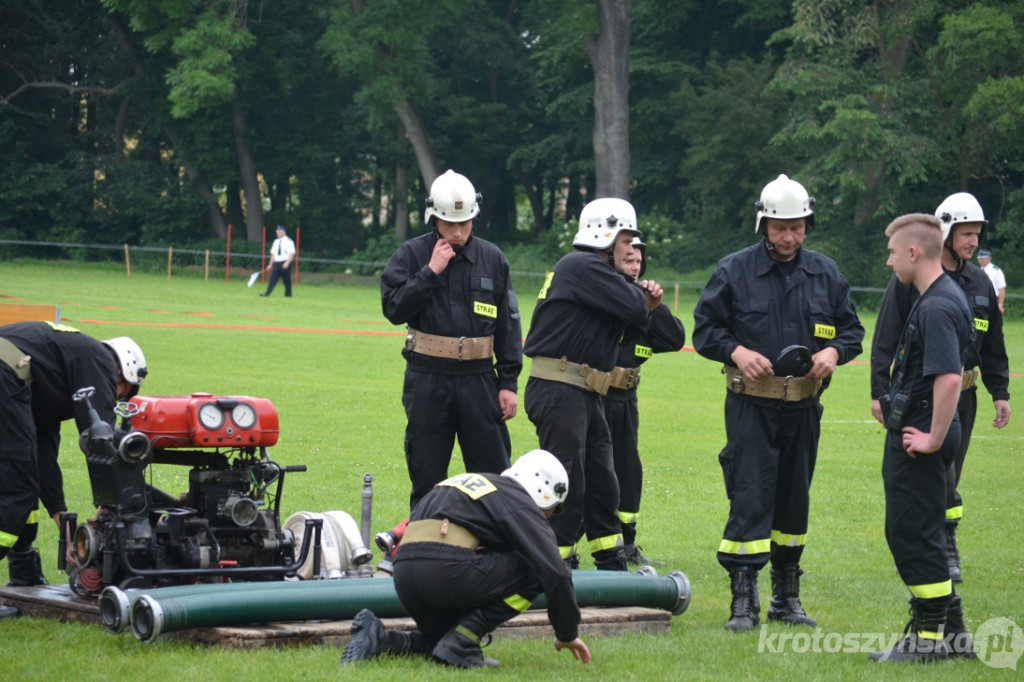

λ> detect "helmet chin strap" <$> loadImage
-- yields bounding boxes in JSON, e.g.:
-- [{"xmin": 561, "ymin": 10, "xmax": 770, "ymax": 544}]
[{"xmin": 945, "ymin": 240, "xmax": 962, "ymax": 264}]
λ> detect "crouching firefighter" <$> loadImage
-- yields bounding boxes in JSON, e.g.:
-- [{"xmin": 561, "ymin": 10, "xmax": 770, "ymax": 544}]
[
  {"xmin": 340, "ymin": 450, "xmax": 591, "ymax": 668},
  {"xmin": 0, "ymin": 322, "xmax": 147, "ymax": 618}
]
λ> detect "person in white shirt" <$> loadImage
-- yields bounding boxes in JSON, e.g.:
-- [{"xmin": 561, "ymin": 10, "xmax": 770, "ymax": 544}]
[
  {"xmin": 261, "ymin": 225, "xmax": 296, "ymax": 297},
  {"xmin": 977, "ymin": 249, "xmax": 1006, "ymax": 314}
]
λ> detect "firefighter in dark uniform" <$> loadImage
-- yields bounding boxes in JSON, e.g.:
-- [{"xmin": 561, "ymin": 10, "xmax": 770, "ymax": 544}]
[
  {"xmin": 523, "ymin": 198, "xmax": 662, "ymax": 571},
  {"xmin": 0, "ymin": 322, "xmax": 147, "ymax": 618},
  {"xmin": 380, "ymin": 170, "xmax": 523, "ymax": 512},
  {"xmin": 692, "ymin": 175, "xmax": 864, "ymax": 632},
  {"xmin": 606, "ymin": 238, "xmax": 686, "ymax": 566},
  {"xmin": 870, "ymin": 192, "xmax": 1010, "ymax": 584},
  {"xmin": 340, "ymin": 450, "xmax": 591, "ymax": 668},
  {"xmin": 869, "ymin": 214, "xmax": 975, "ymax": 663}
]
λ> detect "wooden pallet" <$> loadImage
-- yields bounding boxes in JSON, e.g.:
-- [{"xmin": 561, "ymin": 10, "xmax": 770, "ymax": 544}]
[
  {"xmin": 0, "ymin": 584, "xmax": 672, "ymax": 649},
  {"xmin": 0, "ymin": 303, "xmax": 61, "ymax": 326}
]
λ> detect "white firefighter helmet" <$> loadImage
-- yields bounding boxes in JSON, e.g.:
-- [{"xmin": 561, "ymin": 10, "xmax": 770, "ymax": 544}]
[
  {"xmin": 423, "ymin": 170, "xmax": 481, "ymax": 225},
  {"xmin": 630, "ymin": 235, "xmax": 647, "ymax": 278},
  {"xmin": 935, "ymin": 192, "xmax": 987, "ymax": 241},
  {"xmin": 502, "ymin": 449, "xmax": 569, "ymax": 512},
  {"xmin": 573, "ymin": 198, "xmax": 641, "ymax": 250},
  {"xmin": 755, "ymin": 174, "xmax": 815, "ymax": 233},
  {"xmin": 102, "ymin": 337, "xmax": 148, "ymax": 388}
]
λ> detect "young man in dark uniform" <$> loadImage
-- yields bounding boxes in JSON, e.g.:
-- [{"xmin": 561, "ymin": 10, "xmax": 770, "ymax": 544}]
[
  {"xmin": 605, "ymin": 238, "xmax": 686, "ymax": 566},
  {"xmin": 693, "ymin": 174, "xmax": 864, "ymax": 632},
  {"xmin": 523, "ymin": 198, "xmax": 662, "ymax": 571},
  {"xmin": 340, "ymin": 450, "xmax": 591, "ymax": 669},
  {"xmin": 870, "ymin": 213, "xmax": 975, "ymax": 663},
  {"xmin": 870, "ymin": 192, "xmax": 1010, "ymax": 584},
  {"xmin": 380, "ymin": 170, "xmax": 523, "ymax": 512},
  {"xmin": 0, "ymin": 322, "xmax": 147, "ymax": 617}
]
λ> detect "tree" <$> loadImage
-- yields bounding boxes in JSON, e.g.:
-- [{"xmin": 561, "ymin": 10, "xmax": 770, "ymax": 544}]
[{"xmin": 587, "ymin": 0, "xmax": 631, "ymax": 199}]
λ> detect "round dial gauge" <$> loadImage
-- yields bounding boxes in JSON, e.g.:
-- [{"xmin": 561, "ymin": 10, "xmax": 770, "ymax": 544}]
[
  {"xmin": 197, "ymin": 402, "xmax": 224, "ymax": 430},
  {"xmin": 231, "ymin": 402, "xmax": 258, "ymax": 429}
]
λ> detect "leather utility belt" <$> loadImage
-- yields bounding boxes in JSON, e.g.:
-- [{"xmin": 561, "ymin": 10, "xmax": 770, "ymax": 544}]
[
  {"xmin": 608, "ymin": 366, "xmax": 641, "ymax": 390},
  {"xmin": 724, "ymin": 366, "xmax": 821, "ymax": 402},
  {"xmin": 402, "ymin": 519, "xmax": 480, "ymax": 549},
  {"xmin": 405, "ymin": 328, "xmax": 494, "ymax": 361},
  {"xmin": 0, "ymin": 338, "xmax": 32, "ymax": 383},
  {"xmin": 961, "ymin": 368, "xmax": 979, "ymax": 392},
  {"xmin": 530, "ymin": 356, "xmax": 613, "ymax": 396}
]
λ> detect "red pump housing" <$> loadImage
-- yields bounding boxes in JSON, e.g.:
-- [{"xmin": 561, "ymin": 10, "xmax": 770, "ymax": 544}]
[{"xmin": 128, "ymin": 392, "xmax": 280, "ymax": 449}]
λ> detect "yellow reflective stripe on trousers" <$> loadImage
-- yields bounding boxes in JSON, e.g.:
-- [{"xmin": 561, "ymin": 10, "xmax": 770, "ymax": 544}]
[
  {"xmin": 719, "ymin": 538, "xmax": 771, "ymax": 555},
  {"xmin": 27, "ymin": 508, "xmax": 40, "ymax": 524},
  {"xmin": 0, "ymin": 529, "xmax": 18, "ymax": 549},
  {"xmin": 617, "ymin": 510, "xmax": 638, "ymax": 525},
  {"xmin": 588, "ymin": 534, "xmax": 622, "ymax": 554},
  {"xmin": 908, "ymin": 580, "xmax": 953, "ymax": 600},
  {"xmin": 559, "ymin": 545, "xmax": 575, "ymax": 559},
  {"xmin": 945, "ymin": 505, "xmax": 963, "ymax": 521},
  {"xmin": 504, "ymin": 593, "xmax": 532, "ymax": 614},
  {"xmin": 770, "ymin": 530, "xmax": 806, "ymax": 547}
]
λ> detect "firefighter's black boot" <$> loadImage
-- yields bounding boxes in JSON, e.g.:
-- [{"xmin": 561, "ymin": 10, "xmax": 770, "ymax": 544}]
[
  {"xmin": 6, "ymin": 547, "xmax": 48, "ymax": 587},
  {"xmin": 593, "ymin": 547, "xmax": 628, "ymax": 571},
  {"xmin": 725, "ymin": 568, "xmax": 760, "ymax": 632},
  {"xmin": 340, "ymin": 609, "xmax": 432, "ymax": 665},
  {"xmin": 945, "ymin": 524, "xmax": 962, "ymax": 583},
  {"xmin": 767, "ymin": 564, "xmax": 817, "ymax": 627},
  {"xmin": 945, "ymin": 594, "xmax": 977, "ymax": 659},
  {"xmin": 431, "ymin": 611, "xmax": 499, "ymax": 668},
  {"xmin": 870, "ymin": 596, "xmax": 950, "ymax": 663},
  {"xmin": 622, "ymin": 544, "xmax": 666, "ymax": 567}
]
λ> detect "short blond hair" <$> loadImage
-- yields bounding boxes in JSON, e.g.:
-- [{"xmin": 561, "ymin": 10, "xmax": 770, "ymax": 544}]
[{"xmin": 885, "ymin": 213, "xmax": 942, "ymax": 259}]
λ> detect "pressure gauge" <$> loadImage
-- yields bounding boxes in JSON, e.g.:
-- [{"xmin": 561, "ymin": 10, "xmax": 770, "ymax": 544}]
[
  {"xmin": 231, "ymin": 402, "xmax": 258, "ymax": 430},
  {"xmin": 197, "ymin": 402, "xmax": 224, "ymax": 430}
]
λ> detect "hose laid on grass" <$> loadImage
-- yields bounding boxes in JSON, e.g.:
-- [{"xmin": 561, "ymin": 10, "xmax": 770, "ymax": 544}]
[{"xmin": 126, "ymin": 569, "xmax": 691, "ymax": 643}]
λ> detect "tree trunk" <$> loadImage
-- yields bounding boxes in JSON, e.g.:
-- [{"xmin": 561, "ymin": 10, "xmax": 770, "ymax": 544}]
[
  {"xmin": 585, "ymin": 0, "xmax": 631, "ymax": 200},
  {"xmin": 394, "ymin": 160, "xmax": 409, "ymax": 240},
  {"xmin": 232, "ymin": 98, "xmax": 264, "ymax": 241},
  {"xmin": 395, "ymin": 99, "xmax": 439, "ymax": 189}
]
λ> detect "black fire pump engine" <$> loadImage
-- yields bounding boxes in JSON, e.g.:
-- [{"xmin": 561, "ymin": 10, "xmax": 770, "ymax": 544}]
[{"xmin": 60, "ymin": 389, "xmax": 322, "ymax": 595}]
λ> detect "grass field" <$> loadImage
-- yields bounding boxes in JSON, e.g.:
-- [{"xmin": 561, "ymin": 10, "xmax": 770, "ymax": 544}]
[{"xmin": 1, "ymin": 259, "xmax": 1022, "ymax": 681}]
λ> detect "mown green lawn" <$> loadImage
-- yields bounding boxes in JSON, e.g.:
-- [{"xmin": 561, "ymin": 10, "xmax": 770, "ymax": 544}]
[{"xmin": 2, "ymin": 260, "xmax": 1022, "ymax": 681}]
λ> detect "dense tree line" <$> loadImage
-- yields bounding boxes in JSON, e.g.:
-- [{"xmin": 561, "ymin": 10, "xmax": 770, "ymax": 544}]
[{"xmin": 2, "ymin": 0, "xmax": 1022, "ymax": 287}]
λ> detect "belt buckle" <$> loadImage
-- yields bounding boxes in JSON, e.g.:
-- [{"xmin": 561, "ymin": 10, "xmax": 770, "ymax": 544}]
[
  {"xmin": 457, "ymin": 336, "xmax": 468, "ymax": 360},
  {"xmin": 782, "ymin": 376, "xmax": 798, "ymax": 402},
  {"xmin": 729, "ymin": 372, "xmax": 745, "ymax": 394},
  {"xmin": 405, "ymin": 329, "xmax": 416, "ymax": 351}
]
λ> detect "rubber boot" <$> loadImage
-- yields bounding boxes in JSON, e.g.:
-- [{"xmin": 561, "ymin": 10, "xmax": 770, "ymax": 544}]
[
  {"xmin": 593, "ymin": 547, "xmax": 627, "ymax": 571},
  {"xmin": 869, "ymin": 596, "xmax": 950, "ymax": 663},
  {"xmin": 725, "ymin": 568, "xmax": 760, "ymax": 632},
  {"xmin": 340, "ymin": 608, "xmax": 432, "ymax": 665},
  {"xmin": 6, "ymin": 547, "xmax": 48, "ymax": 587},
  {"xmin": 945, "ymin": 524, "xmax": 962, "ymax": 583},
  {"xmin": 431, "ymin": 611, "xmax": 500, "ymax": 668},
  {"xmin": 622, "ymin": 544, "xmax": 666, "ymax": 567},
  {"xmin": 767, "ymin": 564, "xmax": 817, "ymax": 627},
  {"xmin": 945, "ymin": 594, "xmax": 977, "ymax": 659}
]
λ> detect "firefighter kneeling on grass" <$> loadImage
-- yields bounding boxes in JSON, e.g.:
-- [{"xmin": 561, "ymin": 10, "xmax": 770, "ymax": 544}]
[{"xmin": 340, "ymin": 450, "xmax": 591, "ymax": 668}]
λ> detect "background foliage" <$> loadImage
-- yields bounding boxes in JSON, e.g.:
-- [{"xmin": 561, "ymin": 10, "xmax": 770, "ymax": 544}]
[{"xmin": 2, "ymin": 0, "xmax": 1024, "ymax": 287}]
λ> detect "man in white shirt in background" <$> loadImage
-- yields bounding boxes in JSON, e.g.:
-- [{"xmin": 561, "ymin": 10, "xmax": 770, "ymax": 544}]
[
  {"xmin": 977, "ymin": 249, "xmax": 1006, "ymax": 314},
  {"xmin": 261, "ymin": 225, "xmax": 296, "ymax": 298}
]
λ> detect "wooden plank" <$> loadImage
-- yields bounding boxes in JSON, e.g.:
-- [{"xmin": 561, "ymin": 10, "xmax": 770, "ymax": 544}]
[
  {"xmin": 0, "ymin": 303, "xmax": 61, "ymax": 326},
  {"xmin": 0, "ymin": 584, "xmax": 673, "ymax": 649}
]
